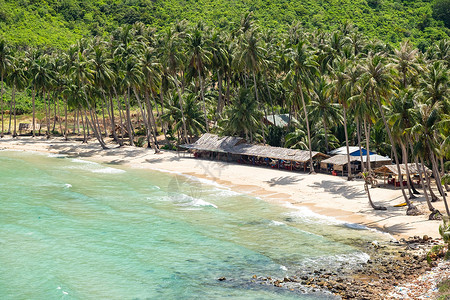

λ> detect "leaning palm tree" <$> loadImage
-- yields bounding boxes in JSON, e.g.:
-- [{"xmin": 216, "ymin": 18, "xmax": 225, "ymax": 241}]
[
  {"xmin": 411, "ymin": 101, "xmax": 450, "ymax": 216},
  {"xmin": 360, "ymin": 53, "xmax": 419, "ymax": 215}
]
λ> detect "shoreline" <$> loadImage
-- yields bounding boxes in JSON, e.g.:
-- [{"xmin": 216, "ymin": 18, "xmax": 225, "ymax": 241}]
[
  {"xmin": 0, "ymin": 135, "xmax": 445, "ymax": 240},
  {"xmin": 1, "ymin": 135, "xmax": 449, "ymax": 299}
]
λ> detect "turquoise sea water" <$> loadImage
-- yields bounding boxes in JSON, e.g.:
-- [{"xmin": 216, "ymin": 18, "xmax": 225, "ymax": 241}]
[{"xmin": 0, "ymin": 151, "xmax": 389, "ymax": 299}]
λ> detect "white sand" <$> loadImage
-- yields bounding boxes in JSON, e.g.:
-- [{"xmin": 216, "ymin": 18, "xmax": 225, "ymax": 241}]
[{"xmin": 1, "ymin": 136, "xmax": 446, "ymax": 239}]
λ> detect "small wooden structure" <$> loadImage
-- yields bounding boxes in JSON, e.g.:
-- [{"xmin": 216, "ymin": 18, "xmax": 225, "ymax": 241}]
[
  {"xmin": 181, "ymin": 133, "xmax": 329, "ymax": 172},
  {"xmin": 374, "ymin": 163, "xmax": 432, "ymax": 187},
  {"xmin": 320, "ymin": 154, "xmax": 392, "ymax": 175},
  {"xmin": 18, "ymin": 123, "xmax": 40, "ymax": 134}
]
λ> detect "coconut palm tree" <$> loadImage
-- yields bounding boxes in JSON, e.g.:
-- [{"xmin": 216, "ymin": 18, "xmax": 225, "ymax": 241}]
[
  {"xmin": 285, "ymin": 41, "xmax": 318, "ymax": 173},
  {"xmin": 308, "ymin": 76, "xmax": 342, "ymax": 153},
  {"xmin": 6, "ymin": 56, "xmax": 27, "ymax": 137},
  {"xmin": 0, "ymin": 39, "xmax": 12, "ymax": 137},
  {"xmin": 221, "ymin": 88, "xmax": 261, "ymax": 141},
  {"xmin": 360, "ymin": 53, "xmax": 419, "ymax": 215},
  {"xmin": 186, "ymin": 22, "xmax": 211, "ymax": 132}
]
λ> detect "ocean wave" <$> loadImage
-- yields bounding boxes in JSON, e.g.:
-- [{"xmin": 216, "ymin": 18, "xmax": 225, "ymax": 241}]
[{"xmin": 64, "ymin": 184, "xmax": 72, "ymax": 188}]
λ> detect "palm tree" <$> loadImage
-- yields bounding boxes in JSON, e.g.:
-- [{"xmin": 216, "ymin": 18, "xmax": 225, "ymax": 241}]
[
  {"xmin": 221, "ymin": 88, "xmax": 261, "ymax": 141},
  {"xmin": 360, "ymin": 53, "xmax": 419, "ymax": 215},
  {"xmin": 186, "ymin": 22, "xmax": 211, "ymax": 132},
  {"xmin": 0, "ymin": 39, "xmax": 12, "ymax": 137},
  {"xmin": 412, "ymin": 101, "xmax": 450, "ymax": 216},
  {"xmin": 161, "ymin": 28, "xmax": 189, "ymax": 143},
  {"xmin": 6, "ymin": 56, "xmax": 27, "ymax": 137},
  {"xmin": 286, "ymin": 41, "xmax": 318, "ymax": 173},
  {"xmin": 332, "ymin": 58, "xmax": 354, "ymax": 179},
  {"xmin": 308, "ymin": 77, "xmax": 342, "ymax": 153}
]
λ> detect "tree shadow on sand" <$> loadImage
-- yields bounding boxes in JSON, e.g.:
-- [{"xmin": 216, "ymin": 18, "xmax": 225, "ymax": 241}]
[
  {"xmin": 308, "ymin": 180, "xmax": 366, "ymax": 199},
  {"xmin": 265, "ymin": 176, "xmax": 303, "ymax": 187}
]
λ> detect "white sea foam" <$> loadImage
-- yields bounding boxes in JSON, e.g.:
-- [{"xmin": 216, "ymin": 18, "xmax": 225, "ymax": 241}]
[
  {"xmin": 48, "ymin": 153, "xmax": 67, "ymax": 158},
  {"xmin": 280, "ymin": 265, "xmax": 288, "ymax": 271},
  {"xmin": 186, "ymin": 198, "xmax": 218, "ymax": 209},
  {"xmin": 304, "ymin": 251, "xmax": 371, "ymax": 267},
  {"xmin": 91, "ymin": 167, "xmax": 126, "ymax": 174},
  {"xmin": 282, "ymin": 202, "xmax": 344, "ymax": 225},
  {"xmin": 64, "ymin": 184, "xmax": 72, "ymax": 188},
  {"xmin": 270, "ymin": 220, "xmax": 285, "ymax": 226},
  {"xmin": 71, "ymin": 158, "xmax": 99, "ymax": 165}
]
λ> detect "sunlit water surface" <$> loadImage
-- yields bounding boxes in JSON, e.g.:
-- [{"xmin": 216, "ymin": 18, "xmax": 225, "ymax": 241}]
[{"xmin": 0, "ymin": 151, "xmax": 390, "ymax": 299}]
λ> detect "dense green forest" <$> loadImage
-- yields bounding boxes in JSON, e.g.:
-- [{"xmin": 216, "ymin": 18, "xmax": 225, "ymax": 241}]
[{"xmin": 0, "ymin": 0, "xmax": 449, "ymax": 49}]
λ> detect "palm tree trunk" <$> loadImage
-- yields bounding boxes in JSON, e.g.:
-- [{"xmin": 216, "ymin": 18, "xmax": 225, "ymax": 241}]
[
  {"xmin": 428, "ymin": 144, "xmax": 449, "ymax": 215},
  {"xmin": 125, "ymin": 88, "xmax": 134, "ymax": 146},
  {"xmin": 0, "ymin": 74, "xmax": 4, "ymax": 137},
  {"xmin": 12, "ymin": 84, "xmax": 16, "ymax": 137},
  {"xmin": 148, "ymin": 90, "xmax": 161, "ymax": 152},
  {"xmin": 364, "ymin": 118, "xmax": 371, "ymax": 172},
  {"xmin": 107, "ymin": 93, "xmax": 121, "ymax": 146},
  {"xmin": 8, "ymin": 92, "xmax": 13, "ymax": 134},
  {"xmin": 440, "ymin": 156, "xmax": 450, "ymax": 192},
  {"xmin": 400, "ymin": 141, "xmax": 416, "ymax": 199},
  {"xmin": 343, "ymin": 105, "xmax": 352, "ymax": 179},
  {"xmin": 32, "ymin": 85, "xmax": 36, "ymax": 137},
  {"xmin": 81, "ymin": 109, "xmax": 87, "ymax": 143},
  {"xmin": 46, "ymin": 91, "xmax": 51, "ymax": 138},
  {"xmin": 174, "ymin": 78, "xmax": 189, "ymax": 144},
  {"xmin": 264, "ymin": 76, "xmax": 276, "ymax": 127},
  {"xmin": 375, "ymin": 93, "xmax": 417, "ymax": 214},
  {"xmin": 84, "ymin": 97, "xmax": 108, "ymax": 149},
  {"xmin": 101, "ymin": 98, "xmax": 108, "ymax": 137},
  {"xmin": 323, "ymin": 115, "xmax": 329, "ymax": 153},
  {"xmin": 197, "ymin": 58, "xmax": 209, "ymax": 132},
  {"xmin": 298, "ymin": 81, "xmax": 314, "ymax": 174},
  {"xmin": 64, "ymin": 98, "xmax": 68, "ymax": 140},
  {"xmin": 419, "ymin": 156, "xmax": 435, "ymax": 212},
  {"xmin": 216, "ymin": 71, "xmax": 223, "ymax": 119},
  {"xmin": 57, "ymin": 95, "xmax": 63, "ymax": 135},
  {"xmin": 357, "ymin": 119, "xmax": 364, "ymax": 172},
  {"xmin": 52, "ymin": 96, "xmax": 57, "ymax": 132}
]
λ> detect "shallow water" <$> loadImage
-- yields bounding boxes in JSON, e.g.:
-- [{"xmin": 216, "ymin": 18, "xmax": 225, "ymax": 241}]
[{"xmin": 0, "ymin": 151, "xmax": 390, "ymax": 299}]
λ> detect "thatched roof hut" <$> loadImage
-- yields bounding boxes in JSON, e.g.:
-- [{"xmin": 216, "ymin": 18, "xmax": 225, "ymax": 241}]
[
  {"xmin": 230, "ymin": 143, "xmax": 328, "ymax": 162},
  {"xmin": 181, "ymin": 133, "xmax": 328, "ymax": 163},
  {"xmin": 181, "ymin": 133, "xmax": 245, "ymax": 153},
  {"xmin": 374, "ymin": 164, "xmax": 432, "ymax": 176}
]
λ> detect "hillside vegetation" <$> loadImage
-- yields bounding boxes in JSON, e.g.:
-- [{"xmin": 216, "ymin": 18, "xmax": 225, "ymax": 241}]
[{"xmin": 0, "ymin": 0, "xmax": 448, "ymax": 49}]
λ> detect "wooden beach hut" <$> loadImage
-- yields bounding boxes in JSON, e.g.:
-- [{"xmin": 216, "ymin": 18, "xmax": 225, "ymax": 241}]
[
  {"xmin": 374, "ymin": 163, "xmax": 432, "ymax": 187},
  {"xmin": 180, "ymin": 133, "xmax": 329, "ymax": 172}
]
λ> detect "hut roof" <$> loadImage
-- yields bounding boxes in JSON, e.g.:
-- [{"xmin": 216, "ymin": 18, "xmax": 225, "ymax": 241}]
[
  {"xmin": 264, "ymin": 114, "xmax": 298, "ymax": 127},
  {"xmin": 230, "ymin": 143, "xmax": 328, "ymax": 162},
  {"xmin": 321, "ymin": 154, "xmax": 391, "ymax": 166},
  {"xmin": 181, "ymin": 133, "xmax": 328, "ymax": 163},
  {"xmin": 181, "ymin": 133, "xmax": 245, "ymax": 153},
  {"xmin": 321, "ymin": 155, "xmax": 359, "ymax": 165},
  {"xmin": 374, "ymin": 164, "xmax": 432, "ymax": 176}
]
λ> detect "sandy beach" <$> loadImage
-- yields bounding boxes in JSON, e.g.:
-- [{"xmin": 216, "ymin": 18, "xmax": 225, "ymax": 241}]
[{"xmin": 0, "ymin": 136, "xmax": 446, "ymax": 240}]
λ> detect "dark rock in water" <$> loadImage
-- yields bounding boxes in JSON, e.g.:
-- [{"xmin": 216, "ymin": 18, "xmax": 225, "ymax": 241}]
[{"xmin": 218, "ymin": 277, "xmax": 226, "ymax": 281}]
